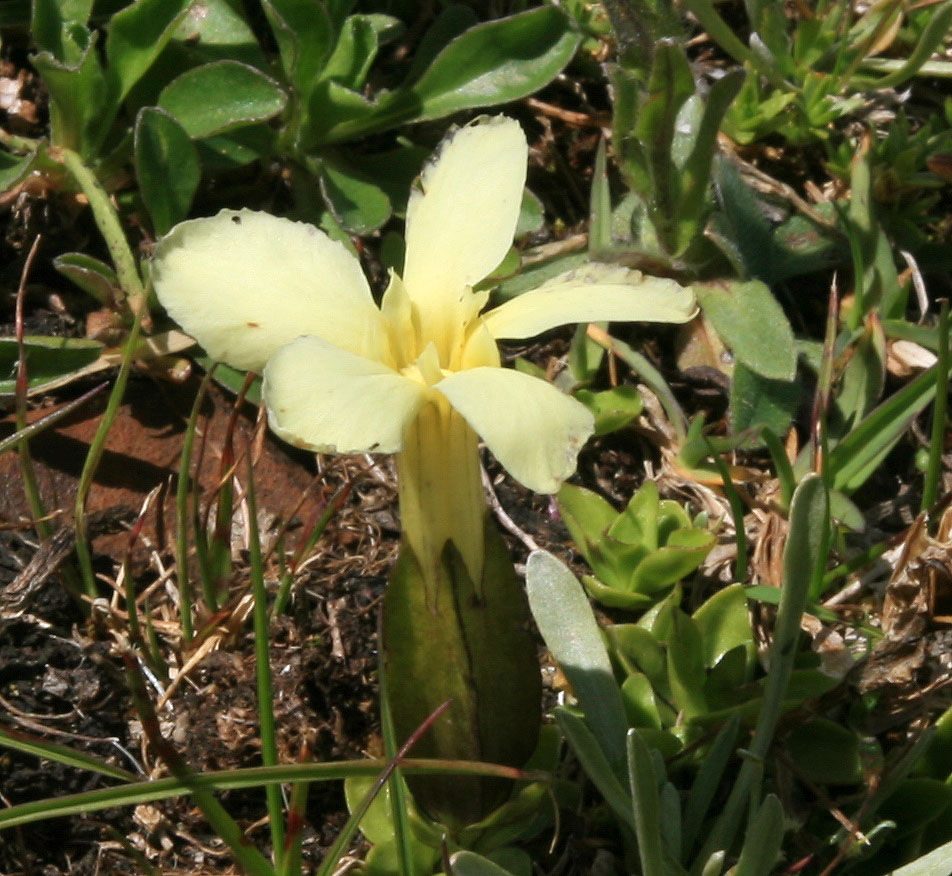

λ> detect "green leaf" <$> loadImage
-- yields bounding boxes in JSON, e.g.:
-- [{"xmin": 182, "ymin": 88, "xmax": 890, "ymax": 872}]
[
  {"xmin": 31, "ymin": 0, "xmax": 93, "ymax": 53},
  {"xmin": 681, "ymin": 716, "xmax": 740, "ymax": 858},
  {"xmin": 676, "ymin": 69, "xmax": 745, "ymax": 251},
  {"xmin": 557, "ymin": 483, "xmax": 618, "ymax": 565},
  {"xmin": 383, "ymin": 523, "xmax": 541, "ymax": 825},
  {"xmin": 627, "ymin": 729, "xmax": 688, "ymax": 876},
  {"xmin": 169, "ymin": 0, "xmax": 267, "ymax": 69},
  {"xmin": 262, "ymin": 0, "xmax": 333, "ymax": 95},
  {"xmin": 105, "ymin": 0, "xmax": 192, "ymax": 103},
  {"xmin": 0, "ymin": 725, "xmax": 134, "ymax": 781},
  {"xmin": 695, "ymin": 279, "xmax": 797, "ymax": 381},
  {"xmin": 526, "ymin": 551, "xmax": 630, "ymax": 773},
  {"xmin": 610, "ymin": 480, "xmax": 658, "ymax": 547},
  {"xmin": 319, "ymin": 160, "xmax": 391, "ymax": 234},
  {"xmin": 406, "ymin": 4, "xmax": 478, "ymax": 83},
  {"xmin": 450, "ymin": 850, "xmax": 520, "ymax": 876},
  {"xmin": 52, "ymin": 252, "xmax": 119, "ymax": 305},
  {"xmin": 0, "ymin": 757, "xmax": 531, "ymax": 831},
  {"xmin": 879, "ymin": 779, "xmax": 952, "ymax": 840},
  {"xmin": 729, "ymin": 359, "xmax": 800, "ymax": 443},
  {"xmin": 555, "ymin": 709, "xmax": 634, "ymax": 830},
  {"xmin": 630, "ymin": 530, "xmax": 716, "ymax": 593},
  {"xmin": 828, "ymin": 361, "xmax": 948, "ymax": 493},
  {"xmin": 0, "ymin": 336, "xmax": 104, "ymax": 395},
  {"xmin": 888, "ymin": 836, "xmax": 952, "ymax": 876},
  {"xmin": 515, "ymin": 188, "xmax": 544, "ymax": 237},
  {"xmin": 621, "ymin": 672, "xmax": 663, "ymax": 730},
  {"xmin": 403, "ymin": 7, "xmax": 580, "ymax": 123},
  {"xmin": 693, "ymin": 475, "xmax": 827, "ymax": 868},
  {"xmin": 607, "ymin": 624, "xmax": 668, "ymax": 692},
  {"xmin": 576, "ymin": 385, "xmax": 644, "ymax": 436},
  {"xmin": 583, "ymin": 574, "xmax": 654, "ymax": 610},
  {"xmin": 635, "ymin": 39, "xmax": 695, "ymax": 253},
  {"xmin": 134, "ymin": 107, "xmax": 200, "ymax": 235},
  {"xmin": 158, "ymin": 60, "xmax": 287, "ymax": 138},
  {"xmin": 832, "ymin": 316, "xmax": 886, "ymax": 434},
  {"xmin": 692, "ymin": 583, "xmax": 754, "ymax": 670},
  {"xmin": 786, "ymin": 719, "xmax": 862, "ymax": 785},
  {"xmin": 732, "ymin": 794, "xmax": 784, "ymax": 876},
  {"xmin": 665, "ymin": 611, "xmax": 708, "ymax": 719},
  {"xmin": 198, "ymin": 125, "xmax": 275, "ymax": 171},
  {"xmin": 31, "ymin": 27, "xmax": 109, "ymax": 156},
  {"xmin": 321, "ymin": 14, "xmax": 386, "ymax": 90},
  {"xmin": 868, "ymin": 0, "xmax": 952, "ymax": 88},
  {"xmin": 0, "ymin": 149, "xmax": 36, "ymax": 191}
]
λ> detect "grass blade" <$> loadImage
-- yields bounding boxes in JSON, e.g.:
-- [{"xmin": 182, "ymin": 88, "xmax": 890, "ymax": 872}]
[{"xmin": 246, "ymin": 453, "xmax": 285, "ymax": 867}]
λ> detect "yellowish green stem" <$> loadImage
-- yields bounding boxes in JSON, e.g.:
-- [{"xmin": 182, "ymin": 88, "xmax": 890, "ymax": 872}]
[{"xmin": 396, "ymin": 394, "xmax": 486, "ymax": 604}]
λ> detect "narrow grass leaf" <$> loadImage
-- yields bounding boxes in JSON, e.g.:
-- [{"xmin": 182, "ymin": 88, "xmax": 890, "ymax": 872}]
[
  {"xmin": 0, "ymin": 726, "xmax": 136, "ymax": 782},
  {"xmin": 246, "ymin": 456, "xmax": 285, "ymax": 867},
  {"xmin": 867, "ymin": 0, "xmax": 952, "ymax": 88},
  {"xmin": 0, "ymin": 758, "xmax": 540, "ymax": 831},
  {"xmin": 922, "ymin": 300, "xmax": 949, "ymax": 513},
  {"xmin": 828, "ymin": 362, "xmax": 945, "ymax": 492}
]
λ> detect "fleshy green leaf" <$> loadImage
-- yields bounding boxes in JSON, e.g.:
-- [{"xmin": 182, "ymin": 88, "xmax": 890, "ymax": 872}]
[
  {"xmin": 319, "ymin": 160, "xmax": 392, "ymax": 234},
  {"xmin": 135, "ymin": 107, "xmax": 200, "ymax": 235},
  {"xmin": 403, "ymin": 7, "xmax": 580, "ymax": 123},
  {"xmin": 105, "ymin": 0, "xmax": 192, "ymax": 103},
  {"xmin": 53, "ymin": 252, "xmax": 119, "ymax": 305},
  {"xmin": 557, "ymin": 483, "xmax": 618, "ymax": 565},
  {"xmin": 31, "ymin": 27, "xmax": 109, "ymax": 156},
  {"xmin": 575, "ymin": 385, "xmax": 644, "ymax": 436},
  {"xmin": 158, "ymin": 60, "xmax": 287, "ymax": 138},
  {"xmin": 692, "ymin": 583, "xmax": 754, "ymax": 670},
  {"xmin": 785, "ymin": 719, "xmax": 862, "ymax": 785},
  {"xmin": 262, "ymin": 0, "xmax": 333, "ymax": 95}
]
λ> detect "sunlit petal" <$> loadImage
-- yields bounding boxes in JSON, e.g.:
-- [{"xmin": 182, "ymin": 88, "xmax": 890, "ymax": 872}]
[
  {"xmin": 403, "ymin": 117, "xmax": 526, "ymax": 333},
  {"xmin": 263, "ymin": 336, "xmax": 427, "ymax": 454},
  {"xmin": 483, "ymin": 264, "xmax": 697, "ymax": 340},
  {"xmin": 436, "ymin": 367, "xmax": 594, "ymax": 494},
  {"xmin": 152, "ymin": 209, "xmax": 388, "ymax": 372}
]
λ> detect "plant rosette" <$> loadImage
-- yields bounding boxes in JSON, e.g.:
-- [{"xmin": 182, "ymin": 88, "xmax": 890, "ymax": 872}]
[{"xmin": 150, "ymin": 114, "xmax": 696, "ymax": 826}]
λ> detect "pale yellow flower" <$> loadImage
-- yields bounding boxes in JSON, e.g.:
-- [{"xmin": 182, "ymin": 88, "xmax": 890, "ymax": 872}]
[{"xmin": 151, "ymin": 115, "xmax": 696, "ymax": 588}]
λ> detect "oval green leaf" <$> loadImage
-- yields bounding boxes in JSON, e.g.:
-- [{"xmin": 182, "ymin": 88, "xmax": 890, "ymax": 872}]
[
  {"xmin": 158, "ymin": 60, "xmax": 287, "ymax": 138},
  {"xmin": 405, "ymin": 7, "xmax": 580, "ymax": 122},
  {"xmin": 135, "ymin": 106, "xmax": 200, "ymax": 235}
]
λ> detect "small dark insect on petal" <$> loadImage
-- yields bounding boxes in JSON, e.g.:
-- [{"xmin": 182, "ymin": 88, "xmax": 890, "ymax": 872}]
[
  {"xmin": 368, "ymin": 442, "xmax": 380, "ymax": 451},
  {"xmin": 247, "ymin": 322, "xmax": 260, "ymax": 328},
  {"xmin": 231, "ymin": 215, "xmax": 241, "ymax": 224}
]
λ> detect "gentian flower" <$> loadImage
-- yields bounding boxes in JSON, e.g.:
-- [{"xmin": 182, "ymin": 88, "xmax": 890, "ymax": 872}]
[{"xmin": 151, "ymin": 115, "xmax": 696, "ymax": 825}]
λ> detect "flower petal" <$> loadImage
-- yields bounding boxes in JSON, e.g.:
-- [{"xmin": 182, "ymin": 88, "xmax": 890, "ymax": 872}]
[
  {"xmin": 152, "ymin": 209, "xmax": 387, "ymax": 373},
  {"xmin": 403, "ymin": 116, "xmax": 526, "ymax": 319},
  {"xmin": 436, "ymin": 367, "xmax": 594, "ymax": 494},
  {"xmin": 483, "ymin": 264, "xmax": 698, "ymax": 340},
  {"xmin": 263, "ymin": 336, "xmax": 427, "ymax": 454}
]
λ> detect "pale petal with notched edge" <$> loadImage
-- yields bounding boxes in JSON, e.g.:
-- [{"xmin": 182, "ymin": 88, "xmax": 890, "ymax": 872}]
[
  {"xmin": 152, "ymin": 209, "xmax": 387, "ymax": 373},
  {"xmin": 483, "ymin": 265, "xmax": 698, "ymax": 340},
  {"xmin": 403, "ymin": 117, "xmax": 526, "ymax": 321},
  {"xmin": 263, "ymin": 336, "xmax": 427, "ymax": 454},
  {"xmin": 435, "ymin": 367, "xmax": 594, "ymax": 494}
]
